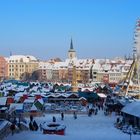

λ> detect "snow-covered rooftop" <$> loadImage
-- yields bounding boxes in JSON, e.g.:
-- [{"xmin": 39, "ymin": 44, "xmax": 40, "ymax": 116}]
[
  {"xmin": 121, "ymin": 101, "xmax": 140, "ymax": 118},
  {"xmin": 7, "ymin": 55, "xmax": 38, "ymax": 63}
]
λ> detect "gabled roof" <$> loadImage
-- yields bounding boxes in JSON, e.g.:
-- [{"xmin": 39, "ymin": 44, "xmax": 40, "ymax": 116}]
[
  {"xmin": 37, "ymin": 98, "xmax": 44, "ymax": 105},
  {"xmin": 67, "ymin": 93, "xmax": 79, "ymax": 98},
  {"xmin": 30, "ymin": 104, "xmax": 38, "ymax": 111},
  {"xmin": 79, "ymin": 97, "xmax": 87, "ymax": 100},
  {"xmin": 34, "ymin": 101, "xmax": 43, "ymax": 110}
]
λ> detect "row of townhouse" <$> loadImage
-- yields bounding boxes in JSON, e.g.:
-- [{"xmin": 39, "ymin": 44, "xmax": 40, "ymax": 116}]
[
  {"xmin": 92, "ymin": 59, "xmax": 132, "ymax": 84},
  {"xmin": 38, "ymin": 58, "xmax": 94, "ymax": 83},
  {"xmin": 0, "ymin": 55, "xmax": 132, "ymax": 84},
  {"xmin": 38, "ymin": 58, "xmax": 132, "ymax": 84}
]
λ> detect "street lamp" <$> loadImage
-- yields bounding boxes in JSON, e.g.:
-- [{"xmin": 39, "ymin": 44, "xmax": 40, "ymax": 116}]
[{"xmin": 128, "ymin": 125, "xmax": 133, "ymax": 140}]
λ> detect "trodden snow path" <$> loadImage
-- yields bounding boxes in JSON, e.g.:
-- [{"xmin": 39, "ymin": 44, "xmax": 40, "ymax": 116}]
[{"xmin": 4, "ymin": 110, "xmax": 140, "ymax": 140}]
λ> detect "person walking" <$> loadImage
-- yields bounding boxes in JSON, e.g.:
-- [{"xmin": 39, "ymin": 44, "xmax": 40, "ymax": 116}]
[
  {"xmin": 73, "ymin": 111, "xmax": 77, "ymax": 119},
  {"xmin": 10, "ymin": 123, "xmax": 15, "ymax": 135},
  {"xmin": 52, "ymin": 116, "xmax": 56, "ymax": 122},
  {"xmin": 61, "ymin": 112, "xmax": 64, "ymax": 120},
  {"xmin": 39, "ymin": 123, "xmax": 43, "ymax": 131}
]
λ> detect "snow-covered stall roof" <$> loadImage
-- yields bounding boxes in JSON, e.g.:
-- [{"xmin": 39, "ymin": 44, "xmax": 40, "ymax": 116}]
[
  {"xmin": 121, "ymin": 101, "xmax": 140, "ymax": 118},
  {"xmin": 0, "ymin": 107, "xmax": 8, "ymax": 111},
  {"xmin": 97, "ymin": 93, "xmax": 107, "ymax": 98},
  {"xmin": 79, "ymin": 97, "xmax": 87, "ymax": 100},
  {"xmin": 0, "ymin": 97, "xmax": 7, "ymax": 106},
  {"xmin": 9, "ymin": 103, "xmax": 23, "ymax": 110},
  {"xmin": 24, "ymin": 98, "xmax": 35, "ymax": 103}
]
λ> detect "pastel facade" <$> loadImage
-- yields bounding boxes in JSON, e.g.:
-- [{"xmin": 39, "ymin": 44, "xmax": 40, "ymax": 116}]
[
  {"xmin": 7, "ymin": 55, "xmax": 39, "ymax": 80},
  {"xmin": 0, "ymin": 56, "xmax": 8, "ymax": 80},
  {"xmin": 38, "ymin": 62, "xmax": 53, "ymax": 81},
  {"xmin": 91, "ymin": 59, "xmax": 132, "ymax": 84}
]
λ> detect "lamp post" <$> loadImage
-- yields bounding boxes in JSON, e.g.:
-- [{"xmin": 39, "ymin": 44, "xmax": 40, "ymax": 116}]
[
  {"xmin": 128, "ymin": 125, "xmax": 133, "ymax": 140},
  {"xmin": 130, "ymin": 132, "xmax": 132, "ymax": 140}
]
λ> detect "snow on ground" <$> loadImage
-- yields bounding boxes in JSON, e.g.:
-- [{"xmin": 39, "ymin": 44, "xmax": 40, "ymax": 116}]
[{"xmin": 4, "ymin": 110, "xmax": 140, "ymax": 140}]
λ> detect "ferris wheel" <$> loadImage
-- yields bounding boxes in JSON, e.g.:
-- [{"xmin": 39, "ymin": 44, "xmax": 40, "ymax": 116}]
[
  {"xmin": 121, "ymin": 19, "xmax": 140, "ymax": 97},
  {"xmin": 135, "ymin": 19, "xmax": 140, "ymax": 60}
]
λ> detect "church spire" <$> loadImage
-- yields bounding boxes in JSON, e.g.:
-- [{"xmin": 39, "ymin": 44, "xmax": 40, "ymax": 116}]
[
  {"xmin": 70, "ymin": 38, "xmax": 74, "ymax": 50},
  {"xmin": 68, "ymin": 38, "xmax": 76, "ymax": 59}
]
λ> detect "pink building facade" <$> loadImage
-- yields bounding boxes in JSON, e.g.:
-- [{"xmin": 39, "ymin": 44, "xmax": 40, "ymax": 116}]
[{"xmin": 0, "ymin": 56, "xmax": 8, "ymax": 80}]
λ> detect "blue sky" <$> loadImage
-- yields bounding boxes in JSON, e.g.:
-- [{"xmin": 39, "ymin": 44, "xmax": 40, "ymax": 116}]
[{"xmin": 0, "ymin": 0, "xmax": 140, "ymax": 60}]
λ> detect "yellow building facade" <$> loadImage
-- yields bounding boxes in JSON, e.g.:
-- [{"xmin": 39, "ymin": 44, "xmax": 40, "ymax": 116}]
[{"xmin": 7, "ymin": 55, "xmax": 39, "ymax": 80}]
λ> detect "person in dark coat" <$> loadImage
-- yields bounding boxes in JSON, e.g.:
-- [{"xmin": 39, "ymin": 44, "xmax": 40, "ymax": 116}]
[
  {"xmin": 30, "ymin": 115, "xmax": 33, "ymax": 122},
  {"xmin": 73, "ymin": 112, "xmax": 77, "ymax": 119},
  {"xmin": 10, "ymin": 123, "xmax": 15, "ymax": 135},
  {"xmin": 39, "ymin": 123, "xmax": 43, "ymax": 131},
  {"xmin": 61, "ymin": 112, "xmax": 64, "ymax": 120},
  {"xmin": 29, "ymin": 122, "xmax": 34, "ymax": 131},
  {"xmin": 52, "ymin": 116, "xmax": 56, "ymax": 122},
  {"xmin": 33, "ymin": 120, "xmax": 38, "ymax": 131},
  {"xmin": 88, "ymin": 109, "xmax": 92, "ymax": 116}
]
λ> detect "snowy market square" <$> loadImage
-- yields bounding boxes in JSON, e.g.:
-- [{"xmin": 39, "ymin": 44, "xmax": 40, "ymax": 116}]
[
  {"xmin": 0, "ymin": 80, "xmax": 140, "ymax": 140},
  {"xmin": 3, "ymin": 110, "xmax": 140, "ymax": 140}
]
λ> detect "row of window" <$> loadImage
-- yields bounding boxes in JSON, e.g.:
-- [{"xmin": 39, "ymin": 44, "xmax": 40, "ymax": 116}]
[
  {"xmin": 110, "ymin": 77, "xmax": 121, "ymax": 80},
  {"xmin": 93, "ymin": 73, "xmax": 121, "ymax": 77},
  {"xmin": 9, "ymin": 65, "xmax": 24, "ymax": 68},
  {"xmin": 109, "ymin": 73, "xmax": 121, "ymax": 76},
  {"xmin": 9, "ymin": 59, "xmax": 23, "ymax": 63},
  {"xmin": 9, "ymin": 73, "xmax": 16, "ymax": 76},
  {"xmin": 9, "ymin": 65, "xmax": 34, "ymax": 68},
  {"xmin": 9, "ymin": 69, "xmax": 25, "ymax": 72}
]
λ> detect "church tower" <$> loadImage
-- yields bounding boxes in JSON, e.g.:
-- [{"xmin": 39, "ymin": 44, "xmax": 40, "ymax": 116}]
[{"xmin": 68, "ymin": 38, "xmax": 76, "ymax": 59}]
